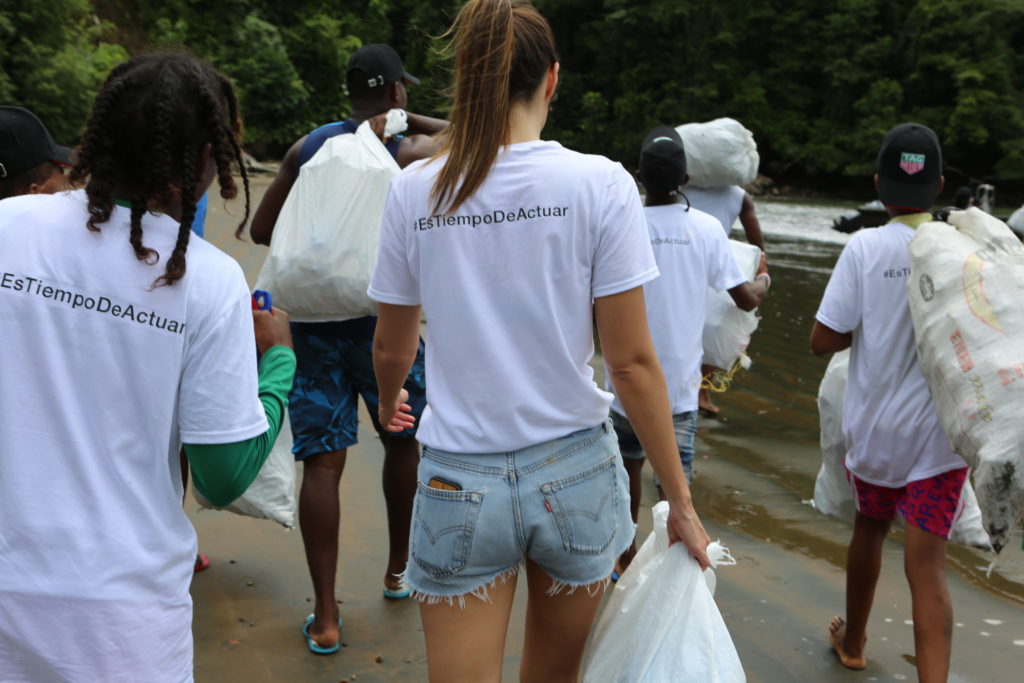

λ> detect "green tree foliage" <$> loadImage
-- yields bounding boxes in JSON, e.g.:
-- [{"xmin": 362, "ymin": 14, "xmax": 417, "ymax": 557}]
[
  {"xmin": 2, "ymin": 0, "xmax": 1023, "ymax": 183},
  {"xmin": 0, "ymin": 0, "xmax": 128, "ymax": 143}
]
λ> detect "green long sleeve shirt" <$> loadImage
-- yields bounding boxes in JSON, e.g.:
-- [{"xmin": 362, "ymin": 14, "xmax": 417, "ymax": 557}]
[{"xmin": 183, "ymin": 345, "xmax": 296, "ymax": 507}]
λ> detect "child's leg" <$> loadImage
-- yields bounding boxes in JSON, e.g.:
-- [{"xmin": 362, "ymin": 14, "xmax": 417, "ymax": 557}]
[
  {"xmin": 830, "ymin": 512, "xmax": 891, "ymax": 669},
  {"xmin": 903, "ymin": 522, "xmax": 952, "ymax": 683},
  {"xmin": 519, "ymin": 558, "xmax": 606, "ymax": 683},
  {"xmin": 418, "ymin": 574, "xmax": 518, "ymax": 683}
]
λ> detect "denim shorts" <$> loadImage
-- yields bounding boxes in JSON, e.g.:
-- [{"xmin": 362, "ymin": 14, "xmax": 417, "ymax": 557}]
[
  {"xmin": 288, "ymin": 319, "xmax": 427, "ymax": 460},
  {"xmin": 611, "ymin": 410, "xmax": 697, "ymax": 484},
  {"xmin": 404, "ymin": 421, "xmax": 634, "ymax": 602}
]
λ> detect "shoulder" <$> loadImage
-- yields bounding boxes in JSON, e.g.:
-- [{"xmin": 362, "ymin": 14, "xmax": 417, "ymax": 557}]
[
  {"xmin": 182, "ymin": 237, "xmax": 248, "ymax": 303},
  {"xmin": 0, "ymin": 190, "xmax": 86, "ymax": 232}
]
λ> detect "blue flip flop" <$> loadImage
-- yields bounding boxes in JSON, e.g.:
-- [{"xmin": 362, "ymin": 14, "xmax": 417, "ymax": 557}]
[
  {"xmin": 301, "ymin": 614, "xmax": 342, "ymax": 655},
  {"xmin": 382, "ymin": 583, "xmax": 412, "ymax": 600}
]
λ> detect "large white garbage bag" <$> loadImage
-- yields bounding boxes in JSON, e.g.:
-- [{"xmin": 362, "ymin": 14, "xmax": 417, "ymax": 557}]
[
  {"xmin": 906, "ymin": 207, "xmax": 1024, "ymax": 551},
  {"xmin": 702, "ymin": 240, "xmax": 762, "ymax": 371},
  {"xmin": 193, "ymin": 410, "xmax": 297, "ymax": 529},
  {"xmin": 814, "ymin": 353, "xmax": 992, "ymax": 551},
  {"xmin": 255, "ymin": 118, "xmax": 402, "ymax": 322},
  {"xmin": 582, "ymin": 502, "xmax": 745, "ymax": 683},
  {"xmin": 675, "ymin": 118, "xmax": 759, "ymax": 188}
]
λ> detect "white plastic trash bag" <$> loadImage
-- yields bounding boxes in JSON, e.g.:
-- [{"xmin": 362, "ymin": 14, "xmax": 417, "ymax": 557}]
[
  {"xmin": 193, "ymin": 410, "xmax": 297, "ymax": 528},
  {"xmin": 582, "ymin": 502, "xmax": 745, "ymax": 683},
  {"xmin": 675, "ymin": 118, "xmax": 759, "ymax": 188},
  {"xmin": 906, "ymin": 207, "xmax": 1024, "ymax": 551},
  {"xmin": 813, "ymin": 350, "xmax": 992, "ymax": 550},
  {"xmin": 255, "ymin": 118, "xmax": 402, "ymax": 322},
  {"xmin": 702, "ymin": 240, "xmax": 762, "ymax": 371}
]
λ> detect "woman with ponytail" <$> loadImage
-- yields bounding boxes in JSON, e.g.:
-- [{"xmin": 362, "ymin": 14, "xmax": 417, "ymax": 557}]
[
  {"xmin": 370, "ymin": 1, "xmax": 711, "ymax": 679},
  {"xmin": 0, "ymin": 53, "xmax": 295, "ymax": 681}
]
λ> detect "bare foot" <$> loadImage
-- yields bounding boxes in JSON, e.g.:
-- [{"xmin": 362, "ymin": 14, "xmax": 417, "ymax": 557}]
[
  {"xmin": 828, "ymin": 616, "xmax": 867, "ymax": 670},
  {"xmin": 307, "ymin": 617, "xmax": 340, "ymax": 649},
  {"xmin": 698, "ymin": 388, "xmax": 720, "ymax": 416}
]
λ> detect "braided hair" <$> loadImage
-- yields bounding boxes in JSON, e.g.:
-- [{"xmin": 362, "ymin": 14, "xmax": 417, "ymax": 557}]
[{"xmin": 69, "ymin": 53, "xmax": 250, "ymax": 288}]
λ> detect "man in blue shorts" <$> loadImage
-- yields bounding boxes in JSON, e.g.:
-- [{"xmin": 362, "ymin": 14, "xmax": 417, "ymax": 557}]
[{"xmin": 250, "ymin": 44, "xmax": 447, "ymax": 654}]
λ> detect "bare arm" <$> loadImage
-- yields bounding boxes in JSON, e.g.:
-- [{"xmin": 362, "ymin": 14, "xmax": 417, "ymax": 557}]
[
  {"xmin": 397, "ymin": 134, "xmax": 444, "ymax": 169},
  {"xmin": 249, "ymin": 136, "xmax": 306, "ymax": 246},
  {"xmin": 374, "ymin": 303, "xmax": 423, "ymax": 431},
  {"xmin": 728, "ymin": 251, "xmax": 769, "ymax": 311},
  {"xmin": 810, "ymin": 320, "xmax": 852, "ymax": 356},
  {"xmin": 739, "ymin": 192, "xmax": 766, "ymax": 250},
  {"xmin": 405, "ymin": 112, "xmax": 448, "ymax": 136},
  {"xmin": 595, "ymin": 286, "xmax": 711, "ymax": 569}
]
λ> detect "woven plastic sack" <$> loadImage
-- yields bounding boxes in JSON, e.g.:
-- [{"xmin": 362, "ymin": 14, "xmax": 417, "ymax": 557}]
[
  {"xmin": 906, "ymin": 208, "xmax": 1024, "ymax": 551},
  {"xmin": 193, "ymin": 410, "xmax": 296, "ymax": 528},
  {"xmin": 675, "ymin": 118, "xmax": 759, "ymax": 188},
  {"xmin": 702, "ymin": 240, "xmax": 762, "ymax": 371},
  {"xmin": 582, "ymin": 502, "xmax": 744, "ymax": 683},
  {"xmin": 255, "ymin": 119, "xmax": 401, "ymax": 322},
  {"xmin": 813, "ymin": 351, "xmax": 991, "ymax": 550}
]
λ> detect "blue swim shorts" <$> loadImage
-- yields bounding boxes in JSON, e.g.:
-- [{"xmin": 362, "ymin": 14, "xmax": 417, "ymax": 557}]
[
  {"xmin": 404, "ymin": 421, "xmax": 634, "ymax": 603},
  {"xmin": 288, "ymin": 319, "xmax": 427, "ymax": 460},
  {"xmin": 611, "ymin": 409, "xmax": 697, "ymax": 484}
]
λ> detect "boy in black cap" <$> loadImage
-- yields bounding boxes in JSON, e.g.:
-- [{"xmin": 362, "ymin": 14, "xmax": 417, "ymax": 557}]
[
  {"xmin": 0, "ymin": 106, "xmax": 72, "ymax": 199},
  {"xmin": 607, "ymin": 126, "xmax": 768, "ymax": 570},
  {"xmin": 249, "ymin": 43, "xmax": 447, "ymax": 654},
  {"xmin": 811, "ymin": 123, "xmax": 966, "ymax": 681}
]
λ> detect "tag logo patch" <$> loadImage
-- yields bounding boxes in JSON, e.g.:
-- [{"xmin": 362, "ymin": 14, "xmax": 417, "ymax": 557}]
[{"xmin": 900, "ymin": 152, "xmax": 925, "ymax": 175}]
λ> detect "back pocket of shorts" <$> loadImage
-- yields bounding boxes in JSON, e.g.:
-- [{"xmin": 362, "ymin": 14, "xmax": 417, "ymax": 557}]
[
  {"xmin": 539, "ymin": 455, "xmax": 618, "ymax": 555},
  {"xmin": 410, "ymin": 482, "xmax": 484, "ymax": 579}
]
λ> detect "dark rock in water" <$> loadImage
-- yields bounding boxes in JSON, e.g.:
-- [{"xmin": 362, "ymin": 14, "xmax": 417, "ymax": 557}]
[{"xmin": 832, "ymin": 213, "xmax": 863, "ymax": 234}]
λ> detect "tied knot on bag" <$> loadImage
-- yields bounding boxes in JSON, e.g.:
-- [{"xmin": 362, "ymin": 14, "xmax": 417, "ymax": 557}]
[
  {"xmin": 706, "ymin": 540, "xmax": 737, "ymax": 568},
  {"xmin": 384, "ymin": 109, "xmax": 409, "ymax": 138}
]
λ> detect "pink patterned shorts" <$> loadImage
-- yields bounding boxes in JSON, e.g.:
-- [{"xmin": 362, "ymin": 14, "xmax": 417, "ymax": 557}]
[{"xmin": 848, "ymin": 467, "xmax": 970, "ymax": 539}]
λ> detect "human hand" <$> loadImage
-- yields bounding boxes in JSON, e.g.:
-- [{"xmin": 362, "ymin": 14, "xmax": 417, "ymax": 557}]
[
  {"xmin": 666, "ymin": 500, "xmax": 712, "ymax": 570},
  {"xmin": 756, "ymin": 251, "xmax": 768, "ymax": 276},
  {"xmin": 253, "ymin": 308, "xmax": 292, "ymax": 353},
  {"xmin": 379, "ymin": 388, "xmax": 415, "ymax": 432}
]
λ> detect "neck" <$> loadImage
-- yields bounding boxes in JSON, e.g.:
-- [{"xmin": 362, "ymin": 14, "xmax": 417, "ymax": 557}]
[
  {"xmin": 886, "ymin": 207, "xmax": 930, "ymax": 218},
  {"xmin": 113, "ymin": 182, "xmax": 183, "ymax": 222},
  {"xmin": 508, "ymin": 96, "xmax": 547, "ymax": 144},
  {"xmin": 645, "ymin": 194, "xmax": 679, "ymax": 207},
  {"xmin": 349, "ymin": 105, "xmax": 385, "ymax": 125}
]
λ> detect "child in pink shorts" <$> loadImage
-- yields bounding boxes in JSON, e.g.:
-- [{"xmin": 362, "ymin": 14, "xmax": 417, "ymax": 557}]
[{"xmin": 811, "ymin": 123, "xmax": 969, "ymax": 682}]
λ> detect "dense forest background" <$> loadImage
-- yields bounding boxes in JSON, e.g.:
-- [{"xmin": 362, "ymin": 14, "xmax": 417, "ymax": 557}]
[{"xmin": 3, "ymin": 0, "xmax": 1023, "ymax": 197}]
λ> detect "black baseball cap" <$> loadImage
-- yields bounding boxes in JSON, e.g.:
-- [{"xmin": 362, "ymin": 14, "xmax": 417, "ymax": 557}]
[
  {"xmin": 346, "ymin": 44, "xmax": 420, "ymax": 90},
  {"xmin": 638, "ymin": 125, "xmax": 687, "ymax": 196},
  {"xmin": 0, "ymin": 106, "xmax": 73, "ymax": 180},
  {"xmin": 876, "ymin": 122, "xmax": 943, "ymax": 211}
]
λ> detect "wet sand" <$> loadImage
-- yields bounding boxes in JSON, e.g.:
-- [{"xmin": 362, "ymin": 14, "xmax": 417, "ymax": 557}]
[{"xmin": 191, "ymin": 183, "xmax": 1023, "ymax": 681}]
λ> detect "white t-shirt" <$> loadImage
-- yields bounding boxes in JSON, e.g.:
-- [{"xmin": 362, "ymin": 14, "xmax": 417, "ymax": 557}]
[
  {"xmin": 608, "ymin": 204, "xmax": 746, "ymax": 415},
  {"xmin": 369, "ymin": 140, "xmax": 658, "ymax": 453},
  {"xmin": 815, "ymin": 218, "xmax": 964, "ymax": 487},
  {"xmin": 685, "ymin": 185, "xmax": 746, "ymax": 234},
  {"xmin": 0, "ymin": 191, "xmax": 267, "ymax": 682}
]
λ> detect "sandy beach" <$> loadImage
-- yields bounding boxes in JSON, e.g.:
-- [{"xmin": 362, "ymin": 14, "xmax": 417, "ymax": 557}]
[{"xmin": 190, "ymin": 179, "xmax": 1023, "ymax": 682}]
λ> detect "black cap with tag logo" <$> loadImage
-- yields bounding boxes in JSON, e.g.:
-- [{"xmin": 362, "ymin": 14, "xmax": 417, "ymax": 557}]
[
  {"xmin": 0, "ymin": 106, "xmax": 73, "ymax": 180},
  {"xmin": 876, "ymin": 122, "xmax": 943, "ymax": 212},
  {"xmin": 346, "ymin": 44, "xmax": 420, "ymax": 90}
]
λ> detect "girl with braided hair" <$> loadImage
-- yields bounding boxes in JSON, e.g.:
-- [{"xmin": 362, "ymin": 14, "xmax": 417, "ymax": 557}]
[{"xmin": 0, "ymin": 53, "xmax": 295, "ymax": 681}]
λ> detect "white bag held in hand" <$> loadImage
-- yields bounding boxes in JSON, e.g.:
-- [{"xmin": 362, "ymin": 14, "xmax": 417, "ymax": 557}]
[
  {"xmin": 193, "ymin": 410, "xmax": 297, "ymax": 529},
  {"xmin": 906, "ymin": 207, "xmax": 1024, "ymax": 551},
  {"xmin": 582, "ymin": 502, "xmax": 744, "ymax": 683},
  {"xmin": 255, "ymin": 118, "xmax": 402, "ymax": 322},
  {"xmin": 702, "ymin": 240, "xmax": 762, "ymax": 371},
  {"xmin": 813, "ymin": 350, "xmax": 992, "ymax": 550},
  {"xmin": 675, "ymin": 118, "xmax": 759, "ymax": 188}
]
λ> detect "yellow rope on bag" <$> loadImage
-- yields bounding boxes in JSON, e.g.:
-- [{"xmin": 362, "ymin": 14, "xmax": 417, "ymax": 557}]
[{"xmin": 700, "ymin": 354, "xmax": 752, "ymax": 393}]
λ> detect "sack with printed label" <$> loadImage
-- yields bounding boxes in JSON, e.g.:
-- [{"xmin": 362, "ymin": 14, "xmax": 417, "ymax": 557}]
[
  {"xmin": 813, "ymin": 350, "xmax": 991, "ymax": 550},
  {"xmin": 193, "ymin": 410, "xmax": 296, "ymax": 528},
  {"xmin": 906, "ymin": 207, "xmax": 1024, "ymax": 552},
  {"xmin": 582, "ymin": 502, "xmax": 745, "ymax": 683},
  {"xmin": 255, "ymin": 119, "xmax": 400, "ymax": 322},
  {"xmin": 701, "ymin": 240, "xmax": 762, "ymax": 372},
  {"xmin": 675, "ymin": 118, "xmax": 759, "ymax": 188}
]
